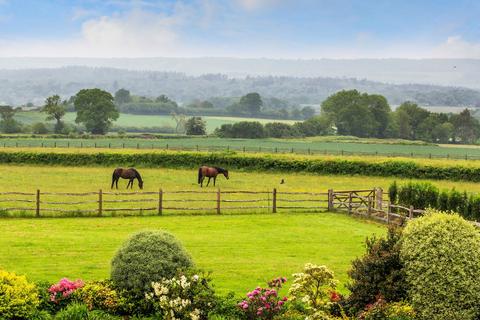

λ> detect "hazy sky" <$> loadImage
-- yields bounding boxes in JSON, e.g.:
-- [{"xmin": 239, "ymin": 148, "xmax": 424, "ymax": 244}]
[{"xmin": 0, "ymin": 0, "xmax": 479, "ymax": 58}]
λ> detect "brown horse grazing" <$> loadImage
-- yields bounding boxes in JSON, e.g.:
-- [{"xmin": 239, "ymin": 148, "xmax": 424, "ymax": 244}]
[
  {"xmin": 111, "ymin": 168, "xmax": 143, "ymax": 189},
  {"xmin": 198, "ymin": 166, "xmax": 229, "ymax": 187}
]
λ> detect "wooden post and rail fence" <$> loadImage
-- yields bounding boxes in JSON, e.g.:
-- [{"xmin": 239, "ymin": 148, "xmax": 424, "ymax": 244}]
[{"xmin": 1, "ymin": 187, "xmax": 479, "ymax": 227}]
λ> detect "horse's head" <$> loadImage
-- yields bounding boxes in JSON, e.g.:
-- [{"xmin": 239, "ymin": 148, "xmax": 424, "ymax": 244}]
[
  {"xmin": 138, "ymin": 180, "xmax": 144, "ymax": 189},
  {"xmin": 223, "ymin": 170, "xmax": 229, "ymax": 180}
]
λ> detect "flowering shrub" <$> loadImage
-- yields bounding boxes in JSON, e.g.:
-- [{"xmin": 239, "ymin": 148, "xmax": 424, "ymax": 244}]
[
  {"xmin": 359, "ymin": 297, "xmax": 416, "ymax": 320},
  {"xmin": 237, "ymin": 277, "xmax": 288, "ymax": 319},
  {"xmin": 48, "ymin": 278, "xmax": 84, "ymax": 304},
  {"xmin": 0, "ymin": 269, "xmax": 39, "ymax": 319},
  {"xmin": 289, "ymin": 264, "xmax": 345, "ymax": 319},
  {"xmin": 145, "ymin": 270, "xmax": 216, "ymax": 320},
  {"xmin": 74, "ymin": 280, "xmax": 124, "ymax": 313}
]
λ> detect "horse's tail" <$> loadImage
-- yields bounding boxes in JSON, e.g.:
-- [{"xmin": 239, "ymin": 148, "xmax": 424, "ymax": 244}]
[{"xmin": 198, "ymin": 167, "xmax": 202, "ymax": 184}]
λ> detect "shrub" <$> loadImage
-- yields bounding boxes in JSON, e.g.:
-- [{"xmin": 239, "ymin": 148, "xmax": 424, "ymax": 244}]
[
  {"xmin": 388, "ymin": 181, "xmax": 398, "ymax": 204},
  {"xmin": 397, "ymin": 182, "xmax": 438, "ymax": 209},
  {"xmin": 74, "ymin": 280, "xmax": 123, "ymax": 313},
  {"xmin": 237, "ymin": 277, "xmax": 288, "ymax": 320},
  {"xmin": 437, "ymin": 190, "xmax": 448, "ymax": 210},
  {"xmin": 146, "ymin": 270, "xmax": 217, "ymax": 320},
  {"xmin": 289, "ymin": 264, "xmax": 342, "ymax": 319},
  {"xmin": 31, "ymin": 122, "xmax": 50, "ymax": 134},
  {"xmin": 359, "ymin": 297, "xmax": 416, "ymax": 320},
  {"xmin": 49, "ymin": 278, "xmax": 84, "ymax": 305},
  {"xmin": 53, "ymin": 302, "xmax": 88, "ymax": 320},
  {"xmin": 0, "ymin": 269, "xmax": 39, "ymax": 319},
  {"xmin": 447, "ymin": 188, "xmax": 463, "ymax": 213},
  {"xmin": 111, "ymin": 230, "xmax": 193, "ymax": 294},
  {"xmin": 400, "ymin": 210, "xmax": 480, "ymax": 319},
  {"xmin": 346, "ymin": 227, "xmax": 407, "ymax": 314}
]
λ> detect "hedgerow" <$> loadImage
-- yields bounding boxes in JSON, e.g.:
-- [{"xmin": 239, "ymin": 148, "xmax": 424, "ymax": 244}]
[{"xmin": 0, "ymin": 150, "xmax": 480, "ymax": 182}]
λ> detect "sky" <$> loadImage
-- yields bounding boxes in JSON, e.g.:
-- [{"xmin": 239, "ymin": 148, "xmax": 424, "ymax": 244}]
[{"xmin": 0, "ymin": 0, "xmax": 479, "ymax": 58}]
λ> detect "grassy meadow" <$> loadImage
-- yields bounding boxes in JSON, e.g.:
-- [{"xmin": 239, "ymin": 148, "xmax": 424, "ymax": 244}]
[
  {"xmin": 2, "ymin": 134, "xmax": 480, "ymax": 159},
  {"xmin": 15, "ymin": 111, "xmax": 296, "ymax": 134},
  {"xmin": 0, "ymin": 213, "xmax": 384, "ymax": 295}
]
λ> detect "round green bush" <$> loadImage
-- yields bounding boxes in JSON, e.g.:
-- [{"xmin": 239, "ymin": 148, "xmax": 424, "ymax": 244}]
[
  {"xmin": 110, "ymin": 230, "xmax": 193, "ymax": 293},
  {"xmin": 0, "ymin": 269, "xmax": 39, "ymax": 319},
  {"xmin": 400, "ymin": 210, "xmax": 480, "ymax": 320}
]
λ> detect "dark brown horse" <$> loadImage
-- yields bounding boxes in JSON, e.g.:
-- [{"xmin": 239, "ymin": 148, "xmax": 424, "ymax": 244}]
[
  {"xmin": 111, "ymin": 168, "xmax": 143, "ymax": 189},
  {"xmin": 198, "ymin": 166, "xmax": 229, "ymax": 187}
]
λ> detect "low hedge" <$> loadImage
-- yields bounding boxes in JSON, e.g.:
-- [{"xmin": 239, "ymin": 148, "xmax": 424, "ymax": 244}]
[{"xmin": 0, "ymin": 150, "xmax": 479, "ymax": 181}]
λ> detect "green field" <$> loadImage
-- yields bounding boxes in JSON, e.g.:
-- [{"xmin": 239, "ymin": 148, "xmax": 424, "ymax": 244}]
[
  {"xmin": 0, "ymin": 213, "xmax": 384, "ymax": 295},
  {"xmin": 2, "ymin": 134, "xmax": 480, "ymax": 159},
  {"xmin": 14, "ymin": 112, "xmax": 296, "ymax": 134},
  {"xmin": 0, "ymin": 163, "xmax": 479, "ymax": 217}
]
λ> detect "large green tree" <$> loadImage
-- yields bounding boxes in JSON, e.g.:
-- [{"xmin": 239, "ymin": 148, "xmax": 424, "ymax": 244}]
[
  {"xmin": 321, "ymin": 90, "xmax": 390, "ymax": 138},
  {"xmin": 451, "ymin": 109, "xmax": 480, "ymax": 143},
  {"xmin": 74, "ymin": 89, "xmax": 119, "ymax": 134},
  {"xmin": 394, "ymin": 102, "xmax": 429, "ymax": 140},
  {"xmin": 42, "ymin": 94, "xmax": 66, "ymax": 133},
  {"xmin": 185, "ymin": 117, "xmax": 206, "ymax": 135},
  {"xmin": 238, "ymin": 92, "xmax": 263, "ymax": 115}
]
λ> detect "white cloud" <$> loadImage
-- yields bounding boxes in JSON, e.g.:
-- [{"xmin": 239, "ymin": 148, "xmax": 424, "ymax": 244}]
[
  {"xmin": 431, "ymin": 36, "xmax": 480, "ymax": 59},
  {"xmin": 0, "ymin": 5, "xmax": 196, "ymax": 57}
]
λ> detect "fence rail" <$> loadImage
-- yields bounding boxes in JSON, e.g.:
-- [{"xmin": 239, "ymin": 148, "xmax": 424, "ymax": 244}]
[
  {"xmin": 1, "ymin": 187, "xmax": 478, "ymax": 227},
  {"xmin": 0, "ymin": 141, "xmax": 479, "ymax": 161}
]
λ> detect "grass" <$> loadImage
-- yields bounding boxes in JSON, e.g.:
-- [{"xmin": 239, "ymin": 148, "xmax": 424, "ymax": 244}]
[
  {"xmin": 0, "ymin": 163, "xmax": 479, "ymax": 216},
  {"xmin": 2, "ymin": 134, "xmax": 480, "ymax": 159},
  {"xmin": 14, "ymin": 111, "xmax": 296, "ymax": 134},
  {"xmin": 0, "ymin": 213, "xmax": 384, "ymax": 295}
]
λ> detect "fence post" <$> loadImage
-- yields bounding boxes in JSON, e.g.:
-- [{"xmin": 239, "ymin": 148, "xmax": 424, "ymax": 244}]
[
  {"xmin": 216, "ymin": 189, "xmax": 221, "ymax": 215},
  {"xmin": 272, "ymin": 188, "xmax": 277, "ymax": 213},
  {"xmin": 348, "ymin": 192, "xmax": 352, "ymax": 214},
  {"xmin": 386, "ymin": 200, "xmax": 391, "ymax": 224},
  {"xmin": 98, "ymin": 189, "xmax": 103, "ymax": 217},
  {"xmin": 158, "ymin": 188, "xmax": 163, "ymax": 215},
  {"xmin": 409, "ymin": 205, "xmax": 414, "ymax": 219},
  {"xmin": 376, "ymin": 187, "xmax": 383, "ymax": 210},
  {"xmin": 36, "ymin": 189, "xmax": 40, "ymax": 217},
  {"xmin": 368, "ymin": 196, "xmax": 372, "ymax": 216},
  {"xmin": 328, "ymin": 189, "xmax": 333, "ymax": 211}
]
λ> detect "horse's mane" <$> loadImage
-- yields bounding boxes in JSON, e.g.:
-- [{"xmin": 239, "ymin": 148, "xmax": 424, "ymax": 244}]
[
  {"xmin": 214, "ymin": 167, "xmax": 228, "ymax": 173},
  {"xmin": 130, "ymin": 167, "xmax": 143, "ymax": 181}
]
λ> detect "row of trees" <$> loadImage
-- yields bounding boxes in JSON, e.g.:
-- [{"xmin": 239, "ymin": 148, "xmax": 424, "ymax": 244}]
[
  {"xmin": 322, "ymin": 90, "xmax": 480, "ymax": 143},
  {"xmin": 113, "ymin": 89, "xmax": 316, "ymax": 120},
  {"xmin": 0, "ymin": 89, "xmax": 119, "ymax": 135}
]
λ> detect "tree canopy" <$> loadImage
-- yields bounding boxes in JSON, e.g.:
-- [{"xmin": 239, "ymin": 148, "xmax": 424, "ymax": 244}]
[{"xmin": 74, "ymin": 89, "xmax": 119, "ymax": 134}]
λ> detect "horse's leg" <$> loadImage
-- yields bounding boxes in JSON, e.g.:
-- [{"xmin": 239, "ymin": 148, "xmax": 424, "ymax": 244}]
[
  {"xmin": 200, "ymin": 176, "xmax": 203, "ymax": 187},
  {"xmin": 126, "ymin": 179, "xmax": 130, "ymax": 189},
  {"xmin": 207, "ymin": 177, "xmax": 211, "ymax": 186},
  {"xmin": 129, "ymin": 179, "xmax": 134, "ymax": 189},
  {"xmin": 116, "ymin": 178, "xmax": 119, "ymax": 189},
  {"xmin": 111, "ymin": 175, "xmax": 115, "ymax": 189}
]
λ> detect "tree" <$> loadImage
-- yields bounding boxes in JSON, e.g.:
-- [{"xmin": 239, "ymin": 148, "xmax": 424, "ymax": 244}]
[
  {"xmin": 0, "ymin": 105, "xmax": 22, "ymax": 133},
  {"xmin": 451, "ymin": 109, "xmax": 480, "ymax": 143},
  {"xmin": 321, "ymin": 90, "xmax": 384, "ymax": 138},
  {"xmin": 215, "ymin": 121, "xmax": 265, "ymax": 138},
  {"xmin": 294, "ymin": 115, "xmax": 333, "ymax": 136},
  {"xmin": 264, "ymin": 122, "xmax": 300, "ymax": 138},
  {"xmin": 171, "ymin": 112, "xmax": 187, "ymax": 134},
  {"xmin": 74, "ymin": 89, "xmax": 119, "ymax": 134},
  {"xmin": 238, "ymin": 92, "xmax": 263, "ymax": 115},
  {"xmin": 185, "ymin": 117, "xmax": 206, "ymax": 135},
  {"xmin": 114, "ymin": 89, "xmax": 131, "ymax": 106},
  {"xmin": 42, "ymin": 94, "xmax": 66, "ymax": 133},
  {"xmin": 395, "ymin": 102, "xmax": 429, "ymax": 140},
  {"xmin": 300, "ymin": 106, "xmax": 316, "ymax": 120}
]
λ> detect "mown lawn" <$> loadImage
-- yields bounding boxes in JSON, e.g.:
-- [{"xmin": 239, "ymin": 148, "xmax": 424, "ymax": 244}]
[{"xmin": 0, "ymin": 213, "xmax": 384, "ymax": 295}]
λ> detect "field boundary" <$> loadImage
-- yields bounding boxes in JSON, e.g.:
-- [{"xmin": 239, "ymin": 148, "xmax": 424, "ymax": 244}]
[{"xmin": 0, "ymin": 142, "xmax": 478, "ymax": 161}]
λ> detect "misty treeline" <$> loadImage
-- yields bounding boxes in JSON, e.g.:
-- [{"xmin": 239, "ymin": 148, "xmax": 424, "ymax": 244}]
[
  {"xmin": 216, "ymin": 90, "xmax": 480, "ymax": 144},
  {"xmin": 1, "ymin": 67, "xmax": 480, "ymax": 107},
  {"xmin": 112, "ymin": 89, "xmax": 315, "ymax": 120}
]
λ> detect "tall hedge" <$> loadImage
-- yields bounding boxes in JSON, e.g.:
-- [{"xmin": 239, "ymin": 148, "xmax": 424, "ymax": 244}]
[
  {"xmin": 400, "ymin": 211, "xmax": 480, "ymax": 320},
  {"xmin": 1, "ymin": 150, "xmax": 480, "ymax": 182}
]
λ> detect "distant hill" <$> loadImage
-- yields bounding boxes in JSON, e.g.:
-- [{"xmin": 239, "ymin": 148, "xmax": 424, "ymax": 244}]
[
  {"xmin": 0, "ymin": 66, "xmax": 479, "ymax": 108},
  {"xmin": 1, "ymin": 57, "xmax": 479, "ymax": 89}
]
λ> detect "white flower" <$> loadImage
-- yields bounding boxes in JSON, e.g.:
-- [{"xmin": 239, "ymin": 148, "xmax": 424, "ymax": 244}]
[{"xmin": 192, "ymin": 275, "xmax": 199, "ymax": 281}]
